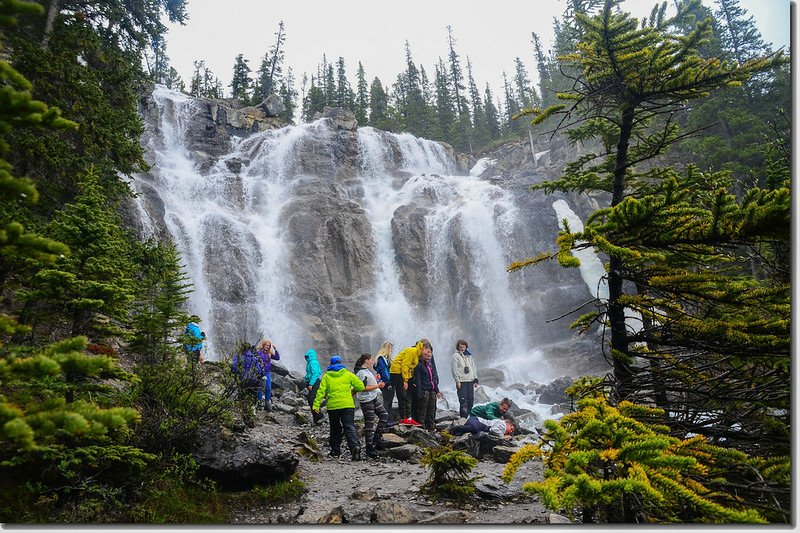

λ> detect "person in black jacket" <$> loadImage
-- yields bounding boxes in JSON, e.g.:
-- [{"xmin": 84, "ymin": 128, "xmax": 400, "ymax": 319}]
[{"xmin": 412, "ymin": 346, "xmax": 441, "ymax": 431}]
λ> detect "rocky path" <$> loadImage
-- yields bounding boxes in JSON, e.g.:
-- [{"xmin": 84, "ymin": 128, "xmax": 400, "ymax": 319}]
[{"xmin": 226, "ymin": 418, "xmax": 556, "ymax": 525}]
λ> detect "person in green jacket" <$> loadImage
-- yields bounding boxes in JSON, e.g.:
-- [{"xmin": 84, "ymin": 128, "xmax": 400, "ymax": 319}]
[
  {"xmin": 313, "ymin": 355, "xmax": 366, "ymax": 461},
  {"xmin": 470, "ymin": 398, "xmax": 512, "ymax": 420}
]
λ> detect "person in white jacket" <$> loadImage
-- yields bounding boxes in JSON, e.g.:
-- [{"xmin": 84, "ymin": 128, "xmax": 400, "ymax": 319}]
[{"xmin": 451, "ymin": 339, "xmax": 479, "ymax": 418}]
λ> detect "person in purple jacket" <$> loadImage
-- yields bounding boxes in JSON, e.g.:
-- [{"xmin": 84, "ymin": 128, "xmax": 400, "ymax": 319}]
[{"xmin": 257, "ymin": 339, "xmax": 280, "ymax": 411}]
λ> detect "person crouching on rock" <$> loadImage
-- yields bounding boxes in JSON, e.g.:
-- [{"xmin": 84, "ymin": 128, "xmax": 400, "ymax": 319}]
[
  {"xmin": 304, "ymin": 349, "xmax": 323, "ymax": 424},
  {"xmin": 313, "ymin": 355, "xmax": 366, "ymax": 461},
  {"xmin": 354, "ymin": 353, "xmax": 389, "ymax": 459},
  {"xmin": 449, "ymin": 415, "xmax": 516, "ymax": 438}
]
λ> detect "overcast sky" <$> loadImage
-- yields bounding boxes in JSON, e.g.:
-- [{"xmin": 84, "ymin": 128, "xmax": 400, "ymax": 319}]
[{"xmin": 164, "ymin": 0, "xmax": 791, "ymax": 103}]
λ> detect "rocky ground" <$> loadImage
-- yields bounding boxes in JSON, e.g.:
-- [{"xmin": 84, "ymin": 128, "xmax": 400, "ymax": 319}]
[{"xmin": 221, "ymin": 412, "xmax": 564, "ymax": 525}]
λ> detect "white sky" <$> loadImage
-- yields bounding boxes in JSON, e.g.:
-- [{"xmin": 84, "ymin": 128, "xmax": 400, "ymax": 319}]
[{"xmin": 164, "ymin": 0, "xmax": 792, "ymax": 102}]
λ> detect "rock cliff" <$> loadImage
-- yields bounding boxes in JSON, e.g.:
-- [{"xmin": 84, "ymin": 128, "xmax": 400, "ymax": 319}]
[{"xmin": 127, "ymin": 85, "xmax": 609, "ymax": 381}]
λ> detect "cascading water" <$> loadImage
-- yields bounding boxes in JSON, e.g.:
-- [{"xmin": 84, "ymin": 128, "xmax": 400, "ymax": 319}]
[{"xmin": 133, "ymin": 87, "xmax": 605, "ymax": 424}]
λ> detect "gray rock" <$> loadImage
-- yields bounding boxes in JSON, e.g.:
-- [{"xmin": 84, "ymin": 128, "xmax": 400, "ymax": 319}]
[
  {"xmin": 477, "ymin": 367, "xmax": 505, "ymax": 387},
  {"xmin": 258, "ymin": 94, "xmax": 286, "ymax": 117},
  {"xmin": 322, "ymin": 106, "xmax": 357, "ymax": 130},
  {"xmin": 385, "ymin": 444, "xmax": 421, "ymax": 462},
  {"xmin": 192, "ymin": 427, "xmax": 299, "ymax": 490},
  {"xmin": 350, "ymin": 488, "xmax": 379, "ymax": 501},
  {"xmin": 536, "ymin": 376, "xmax": 574, "ymax": 405},
  {"xmin": 418, "ymin": 510, "xmax": 471, "ymax": 524},
  {"xmin": 549, "ymin": 513, "xmax": 573, "ymax": 524},
  {"xmin": 373, "ymin": 501, "xmax": 414, "ymax": 524}
]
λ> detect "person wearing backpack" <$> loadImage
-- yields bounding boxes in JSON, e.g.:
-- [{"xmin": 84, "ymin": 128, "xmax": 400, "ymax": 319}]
[
  {"xmin": 231, "ymin": 342, "xmax": 266, "ymax": 412},
  {"xmin": 312, "ymin": 355, "xmax": 366, "ymax": 461},
  {"xmin": 183, "ymin": 315, "xmax": 206, "ymax": 364}
]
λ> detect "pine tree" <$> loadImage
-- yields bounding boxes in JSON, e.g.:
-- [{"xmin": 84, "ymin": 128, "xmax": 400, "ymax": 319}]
[
  {"xmin": 513, "ymin": 0, "xmax": 784, "ymax": 401},
  {"xmin": 512, "ymin": 57, "xmax": 535, "ymax": 108},
  {"xmin": 229, "ymin": 53, "xmax": 252, "ymax": 101},
  {"xmin": 255, "ymin": 20, "xmax": 286, "ymax": 100},
  {"xmin": 302, "ymin": 76, "xmax": 326, "ymax": 121},
  {"xmin": 354, "ymin": 61, "xmax": 369, "ymax": 126},
  {"xmin": 483, "ymin": 83, "xmax": 501, "ymax": 140},
  {"xmin": 433, "ymin": 59, "xmax": 455, "ymax": 141},
  {"xmin": 22, "ymin": 168, "xmax": 137, "ymax": 338},
  {"xmin": 278, "ymin": 67, "xmax": 297, "ymax": 124},
  {"xmin": 368, "ymin": 77, "xmax": 392, "ymax": 131},
  {"xmin": 145, "ymin": 34, "xmax": 169, "ymax": 84},
  {"xmin": 324, "ymin": 62, "xmax": 336, "ymax": 107},
  {"xmin": 503, "ymin": 394, "xmax": 783, "ymax": 523},
  {"xmin": 466, "ymin": 57, "xmax": 488, "ymax": 148},
  {"xmin": 501, "ymin": 71, "xmax": 520, "ymax": 136},
  {"xmin": 334, "ymin": 56, "xmax": 351, "ymax": 109},
  {"xmin": 446, "ymin": 26, "xmax": 468, "ymax": 116}
]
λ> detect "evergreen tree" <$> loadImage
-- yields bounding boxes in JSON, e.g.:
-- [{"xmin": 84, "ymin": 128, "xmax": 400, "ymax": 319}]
[
  {"xmin": 145, "ymin": 34, "xmax": 169, "ymax": 84},
  {"xmin": 501, "ymin": 71, "xmax": 520, "ymax": 135},
  {"xmin": 393, "ymin": 41, "xmax": 428, "ymax": 137},
  {"xmin": 302, "ymin": 76, "xmax": 326, "ymax": 121},
  {"xmin": 513, "ymin": 56, "xmax": 536, "ymax": 108},
  {"xmin": 354, "ymin": 61, "xmax": 369, "ymax": 126},
  {"xmin": 255, "ymin": 20, "xmax": 286, "ymax": 100},
  {"xmin": 434, "ymin": 59, "xmax": 456, "ymax": 141},
  {"xmin": 324, "ymin": 62, "xmax": 336, "ymax": 107},
  {"xmin": 513, "ymin": 0, "xmax": 784, "ymax": 402},
  {"xmin": 531, "ymin": 32, "xmax": 556, "ymax": 107},
  {"xmin": 483, "ymin": 83, "xmax": 501, "ymax": 140},
  {"xmin": 466, "ymin": 57, "xmax": 488, "ymax": 148},
  {"xmin": 334, "ymin": 56, "xmax": 352, "ymax": 108},
  {"xmin": 368, "ymin": 76, "xmax": 392, "ymax": 131},
  {"xmin": 446, "ymin": 25, "xmax": 468, "ymax": 116},
  {"xmin": 22, "ymin": 168, "xmax": 137, "ymax": 338},
  {"xmin": 278, "ymin": 67, "xmax": 297, "ymax": 124},
  {"xmin": 229, "ymin": 53, "xmax": 252, "ymax": 101}
]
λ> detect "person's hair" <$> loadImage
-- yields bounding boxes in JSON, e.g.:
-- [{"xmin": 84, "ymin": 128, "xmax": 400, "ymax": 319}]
[
  {"xmin": 505, "ymin": 420, "xmax": 516, "ymax": 435},
  {"xmin": 258, "ymin": 339, "xmax": 274, "ymax": 355},
  {"xmin": 421, "ymin": 340, "xmax": 432, "ymax": 351},
  {"xmin": 500, "ymin": 397, "xmax": 512, "ymax": 407},
  {"xmin": 376, "ymin": 340, "xmax": 394, "ymax": 363},
  {"xmin": 456, "ymin": 339, "xmax": 468, "ymax": 349},
  {"xmin": 189, "ymin": 315, "xmax": 200, "ymax": 322},
  {"xmin": 354, "ymin": 353, "xmax": 372, "ymax": 370}
]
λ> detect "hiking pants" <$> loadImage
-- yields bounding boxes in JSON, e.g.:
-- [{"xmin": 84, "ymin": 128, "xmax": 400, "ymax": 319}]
[
  {"xmin": 327, "ymin": 407, "xmax": 360, "ymax": 455},
  {"xmin": 418, "ymin": 389, "xmax": 438, "ymax": 430},
  {"xmin": 456, "ymin": 381, "xmax": 475, "ymax": 418},
  {"xmin": 307, "ymin": 379, "xmax": 323, "ymax": 422},
  {"xmin": 380, "ymin": 384, "xmax": 395, "ymax": 420},
  {"xmin": 257, "ymin": 372, "xmax": 273, "ymax": 404},
  {"xmin": 390, "ymin": 373, "xmax": 411, "ymax": 419},
  {"xmin": 451, "ymin": 415, "xmax": 490, "ymax": 436},
  {"xmin": 360, "ymin": 397, "xmax": 389, "ymax": 450}
]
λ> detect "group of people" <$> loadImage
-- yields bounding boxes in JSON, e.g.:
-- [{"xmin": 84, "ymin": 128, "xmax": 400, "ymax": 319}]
[{"xmin": 183, "ymin": 318, "xmax": 516, "ymax": 461}]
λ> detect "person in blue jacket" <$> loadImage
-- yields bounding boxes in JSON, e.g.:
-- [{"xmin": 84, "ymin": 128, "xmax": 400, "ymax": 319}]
[
  {"xmin": 373, "ymin": 340, "xmax": 395, "ymax": 422},
  {"xmin": 304, "ymin": 349, "xmax": 324, "ymax": 424},
  {"xmin": 183, "ymin": 315, "xmax": 205, "ymax": 364}
]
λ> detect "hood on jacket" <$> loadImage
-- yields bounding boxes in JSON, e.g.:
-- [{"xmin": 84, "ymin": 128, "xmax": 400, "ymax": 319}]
[{"xmin": 305, "ymin": 349, "xmax": 317, "ymax": 361}]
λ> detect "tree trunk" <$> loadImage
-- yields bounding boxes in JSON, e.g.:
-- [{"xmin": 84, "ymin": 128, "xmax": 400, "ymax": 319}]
[
  {"xmin": 609, "ymin": 105, "xmax": 635, "ymax": 401},
  {"xmin": 41, "ymin": 0, "xmax": 60, "ymax": 50}
]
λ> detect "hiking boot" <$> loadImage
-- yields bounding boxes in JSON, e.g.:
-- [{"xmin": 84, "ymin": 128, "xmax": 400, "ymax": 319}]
[
  {"xmin": 408, "ymin": 418, "xmax": 423, "ymax": 427},
  {"xmin": 365, "ymin": 445, "xmax": 378, "ymax": 459},
  {"xmin": 328, "ymin": 450, "xmax": 340, "ymax": 459},
  {"xmin": 351, "ymin": 447, "xmax": 362, "ymax": 461},
  {"xmin": 264, "ymin": 402, "xmax": 272, "ymax": 412}
]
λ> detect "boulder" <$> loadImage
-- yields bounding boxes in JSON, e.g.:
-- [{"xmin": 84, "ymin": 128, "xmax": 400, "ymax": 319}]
[
  {"xmin": 418, "ymin": 510, "xmax": 471, "ymax": 524},
  {"xmin": 258, "ymin": 94, "xmax": 286, "ymax": 117},
  {"xmin": 193, "ymin": 427, "xmax": 299, "ymax": 490},
  {"xmin": 322, "ymin": 106, "xmax": 357, "ymax": 130},
  {"xmin": 477, "ymin": 367, "xmax": 505, "ymax": 387},
  {"xmin": 385, "ymin": 444, "xmax": 421, "ymax": 462},
  {"xmin": 536, "ymin": 376, "xmax": 574, "ymax": 405},
  {"xmin": 373, "ymin": 501, "xmax": 414, "ymax": 524}
]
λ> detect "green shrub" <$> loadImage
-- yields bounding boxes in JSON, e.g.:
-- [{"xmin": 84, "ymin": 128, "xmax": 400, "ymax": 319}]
[{"xmin": 420, "ymin": 443, "xmax": 482, "ymax": 502}]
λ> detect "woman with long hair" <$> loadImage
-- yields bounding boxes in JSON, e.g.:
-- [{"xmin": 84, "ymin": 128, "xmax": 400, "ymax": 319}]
[{"xmin": 373, "ymin": 340, "xmax": 395, "ymax": 421}]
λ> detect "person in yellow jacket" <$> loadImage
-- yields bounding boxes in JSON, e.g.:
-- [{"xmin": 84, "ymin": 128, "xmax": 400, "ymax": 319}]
[
  {"xmin": 313, "ymin": 355, "xmax": 366, "ymax": 460},
  {"xmin": 388, "ymin": 339, "xmax": 431, "ymax": 425}
]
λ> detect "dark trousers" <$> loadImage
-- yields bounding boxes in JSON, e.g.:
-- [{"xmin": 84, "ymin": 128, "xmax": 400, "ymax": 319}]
[
  {"xmin": 418, "ymin": 389, "xmax": 438, "ymax": 430},
  {"xmin": 307, "ymin": 380, "xmax": 322, "ymax": 422},
  {"xmin": 327, "ymin": 407, "xmax": 360, "ymax": 455},
  {"xmin": 380, "ymin": 384, "xmax": 395, "ymax": 420},
  {"xmin": 390, "ymin": 373, "xmax": 411, "ymax": 419},
  {"xmin": 456, "ymin": 382, "xmax": 475, "ymax": 418},
  {"xmin": 450, "ymin": 415, "xmax": 490, "ymax": 436},
  {"xmin": 360, "ymin": 397, "xmax": 389, "ymax": 450}
]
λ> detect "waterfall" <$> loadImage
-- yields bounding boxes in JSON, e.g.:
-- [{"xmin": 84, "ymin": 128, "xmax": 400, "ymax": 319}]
[{"xmin": 133, "ymin": 87, "xmax": 597, "ymax": 397}]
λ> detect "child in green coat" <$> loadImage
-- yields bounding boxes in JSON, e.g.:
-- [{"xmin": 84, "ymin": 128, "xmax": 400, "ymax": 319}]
[{"xmin": 313, "ymin": 355, "xmax": 366, "ymax": 460}]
